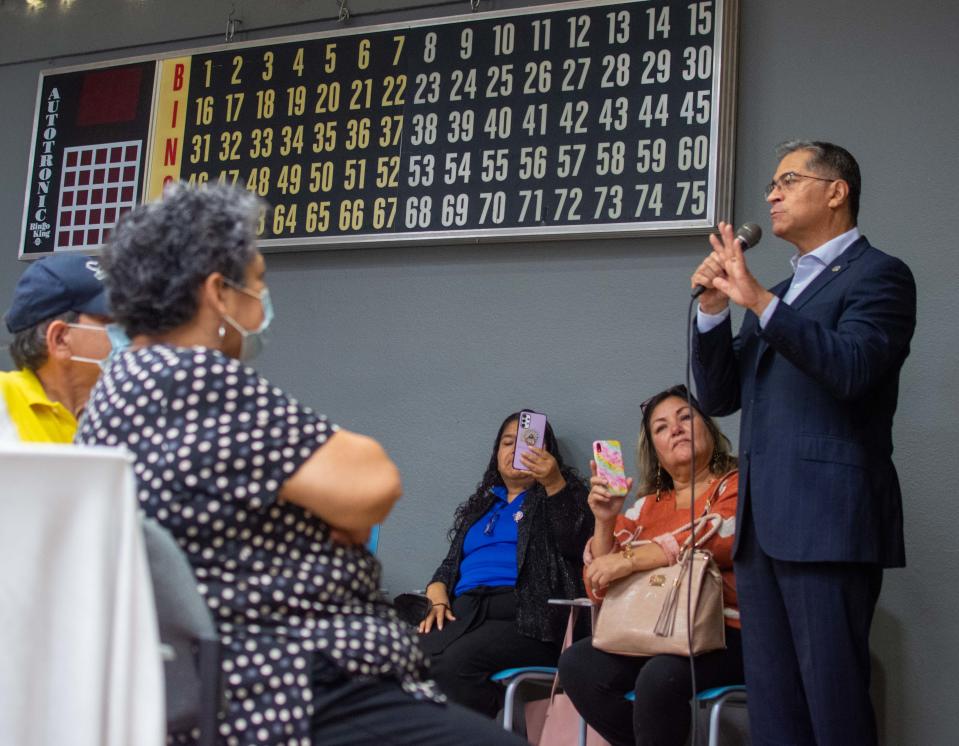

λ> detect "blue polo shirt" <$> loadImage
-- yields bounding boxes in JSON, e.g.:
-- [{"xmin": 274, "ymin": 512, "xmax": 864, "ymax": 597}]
[{"xmin": 454, "ymin": 486, "xmax": 528, "ymax": 596}]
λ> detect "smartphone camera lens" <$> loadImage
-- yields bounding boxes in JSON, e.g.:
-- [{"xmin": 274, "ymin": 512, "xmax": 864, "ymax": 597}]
[{"xmin": 595, "ymin": 443, "xmax": 601, "ymax": 452}]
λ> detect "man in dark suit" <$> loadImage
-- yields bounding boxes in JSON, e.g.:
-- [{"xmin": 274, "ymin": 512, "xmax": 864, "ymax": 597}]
[{"xmin": 690, "ymin": 141, "xmax": 916, "ymax": 745}]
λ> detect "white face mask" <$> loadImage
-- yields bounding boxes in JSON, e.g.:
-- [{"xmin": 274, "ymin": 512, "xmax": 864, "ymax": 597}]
[
  {"xmin": 68, "ymin": 322, "xmax": 130, "ymax": 371},
  {"xmin": 221, "ymin": 281, "xmax": 273, "ymax": 361}
]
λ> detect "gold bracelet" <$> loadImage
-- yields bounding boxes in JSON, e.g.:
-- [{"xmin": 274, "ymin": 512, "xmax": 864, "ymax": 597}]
[{"xmin": 622, "ymin": 544, "xmax": 634, "ymax": 560}]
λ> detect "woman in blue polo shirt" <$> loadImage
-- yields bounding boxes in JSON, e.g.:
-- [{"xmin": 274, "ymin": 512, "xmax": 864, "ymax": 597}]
[{"xmin": 418, "ymin": 412, "xmax": 592, "ymax": 716}]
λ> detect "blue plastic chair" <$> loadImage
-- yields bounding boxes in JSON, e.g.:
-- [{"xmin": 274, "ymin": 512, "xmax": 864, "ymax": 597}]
[
  {"xmin": 366, "ymin": 524, "xmax": 380, "ymax": 554},
  {"xmin": 625, "ymin": 684, "xmax": 748, "ymax": 746},
  {"xmin": 490, "ymin": 666, "xmax": 560, "ymax": 731},
  {"xmin": 490, "ymin": 599, "xmax": 593, "ymax": 744},
  {"xmin": 698, "ymin": 685, "xmax": 748, "ymax": 746},
  {"xmin": 491, "ymin": 664, "xmax": 590, "ymax": 745}
]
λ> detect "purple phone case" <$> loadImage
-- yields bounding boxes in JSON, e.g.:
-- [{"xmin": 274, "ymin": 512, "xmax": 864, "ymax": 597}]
[{"xmin": 513, "ymin": 411, "xmax": 547, "ymax": 470}]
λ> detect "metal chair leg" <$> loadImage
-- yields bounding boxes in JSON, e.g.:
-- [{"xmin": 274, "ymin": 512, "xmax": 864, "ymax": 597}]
[
  {"xmin": 502, "ymin": 678, "xmax": 519, "ymax": 732},
  {"xmin": 707, "ymin": 690, "xmax": 748, "ymax": 746},
  {"xmin": 497, "ymin": 670, "xmax": 557, "ymax": 732}
]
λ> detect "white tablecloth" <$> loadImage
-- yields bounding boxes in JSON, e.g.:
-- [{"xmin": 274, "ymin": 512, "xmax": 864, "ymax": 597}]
[{"xmin": 0, "ymin": 444, "xmax": 164, "ymax": 746}]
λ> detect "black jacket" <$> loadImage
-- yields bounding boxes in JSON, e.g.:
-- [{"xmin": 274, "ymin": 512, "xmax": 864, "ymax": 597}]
[{"xmin": 429, "ymin": 479, "xmax": 592, "ymax": 644}]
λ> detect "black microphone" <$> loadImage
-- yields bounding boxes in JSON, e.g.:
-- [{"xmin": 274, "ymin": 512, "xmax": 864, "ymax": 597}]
[{"xmin": 691, "ymin": 222, "xmax": 763, "ymax": 298}]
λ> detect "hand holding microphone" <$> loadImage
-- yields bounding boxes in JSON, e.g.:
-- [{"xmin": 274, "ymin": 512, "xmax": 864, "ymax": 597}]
[
  {"xmin": 691, "ymin": 222, "xmax": 762, "ymax": 298},
  {"xmin": 691, "ymin": 221, "xmax": 774, "ymax": 317}
]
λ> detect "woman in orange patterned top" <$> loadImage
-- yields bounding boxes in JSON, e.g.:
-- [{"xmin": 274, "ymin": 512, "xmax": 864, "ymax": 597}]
[{"xmin": 558, "ymin": 385, "xmax": 744, "ymax": 746}]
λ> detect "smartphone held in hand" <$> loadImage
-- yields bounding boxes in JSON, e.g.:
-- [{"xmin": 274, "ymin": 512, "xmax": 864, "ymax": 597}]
[
  {"xmin": 513, "ymin": 410, "xmax": 547, "ymax": 470},
  {"xmin": 593, "ymin": 440, "xmax": 629, "ymax": 496}
]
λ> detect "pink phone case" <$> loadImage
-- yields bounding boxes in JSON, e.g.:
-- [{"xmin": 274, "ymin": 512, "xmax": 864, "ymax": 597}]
[
  {"xmin": 593, "ymin": 440, "xmax": 629, "ymax": 496},
  {"xmin": 513, "ymin": 411, "xmax": 548, "ymax": 470}
]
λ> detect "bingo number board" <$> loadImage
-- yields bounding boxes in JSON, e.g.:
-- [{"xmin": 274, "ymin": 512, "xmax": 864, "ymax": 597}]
[{"xmin": 19, "ymin": 0, "xmax": 739, "ymax": 257}]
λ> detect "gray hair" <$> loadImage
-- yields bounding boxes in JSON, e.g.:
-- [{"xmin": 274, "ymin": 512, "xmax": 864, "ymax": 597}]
[
  {"xmin": 101, "ymin": 183, "xmax": 264, "ymax": 336},
  {"xmin": 9, "ymin": 311, "xmax": 78, "ymax": 371},
  {"xmin": 776, "ymin": 140, "xmax": 861, "ymax": 222}
]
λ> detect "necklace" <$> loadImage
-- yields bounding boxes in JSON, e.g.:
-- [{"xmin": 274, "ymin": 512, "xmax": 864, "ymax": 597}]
[{"xmin": 666, "ymin": 474, "xmax": 717, "ymax": 509}]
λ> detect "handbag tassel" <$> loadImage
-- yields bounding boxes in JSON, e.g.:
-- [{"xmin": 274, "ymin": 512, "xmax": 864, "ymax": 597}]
[{"xmin": 654, "ymin": 557, "xmax": 690, "ymax": 637}]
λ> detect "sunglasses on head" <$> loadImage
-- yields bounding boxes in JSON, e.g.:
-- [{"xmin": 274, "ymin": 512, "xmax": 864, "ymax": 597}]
[{"xmin": 640, "ymin": 385, "xmax": 691, "ymax": 420}]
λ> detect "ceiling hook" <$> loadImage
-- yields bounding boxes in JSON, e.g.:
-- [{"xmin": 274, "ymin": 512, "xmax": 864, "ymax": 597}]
[
  {"xmin": 336, "ymin": 0, "xmax": 350, "ymax": 23},
  {"xmin": 225, "ymin": 5, "xmax": 242, "ymax": 43}
]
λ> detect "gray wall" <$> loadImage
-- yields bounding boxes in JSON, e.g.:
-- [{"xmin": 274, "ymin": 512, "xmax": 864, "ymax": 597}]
[{"xmin": 1, "ymin": 1, "xmax": 956, "ymax": 742}]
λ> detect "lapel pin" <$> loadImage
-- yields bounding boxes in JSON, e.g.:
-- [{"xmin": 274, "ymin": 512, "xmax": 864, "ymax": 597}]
[{"xmin": 831, "ymin": 266, "xmax": 842, "ymax": 272}]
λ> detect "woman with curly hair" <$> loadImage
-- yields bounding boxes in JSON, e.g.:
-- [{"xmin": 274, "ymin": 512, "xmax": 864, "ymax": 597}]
[
  {"xmin": 418, "ymin": 412, "xmax": 592, "ymax": 716},
  {"xmin": 76, "ymin": 183, "xmax": 526, "ymax": 746}
]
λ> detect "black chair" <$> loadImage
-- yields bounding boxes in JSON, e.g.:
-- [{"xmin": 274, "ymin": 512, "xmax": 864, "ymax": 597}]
[{"xmin": 141, "ymin": 518, "xmax": 222, "ymax": 746}]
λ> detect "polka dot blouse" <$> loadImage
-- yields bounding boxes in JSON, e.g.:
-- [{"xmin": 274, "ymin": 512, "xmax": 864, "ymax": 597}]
[{"xmin": 76, "ymin": 345, "xmax": 441, "ymax": 745}]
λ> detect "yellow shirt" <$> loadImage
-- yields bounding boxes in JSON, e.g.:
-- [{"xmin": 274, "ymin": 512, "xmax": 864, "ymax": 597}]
[{"xmin": 0, "ymin": 368, "xmax": 77, "ymax": 443}]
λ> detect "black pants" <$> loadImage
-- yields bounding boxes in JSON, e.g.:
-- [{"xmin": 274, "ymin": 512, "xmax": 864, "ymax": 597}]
[
  {"xmin": 735, "ymin": 505, "xmax": 882, "ymax": 746},
  {"xmin": 310, "ymin": 675, "xmax": 528, "ymax": 745},
  {"xmin": 424, "ymin": 589, "xmax": 560, "ymax": 717},
  {"xmin": 558, "ymin": 628, "xmax": 745, "ymax": 746}
]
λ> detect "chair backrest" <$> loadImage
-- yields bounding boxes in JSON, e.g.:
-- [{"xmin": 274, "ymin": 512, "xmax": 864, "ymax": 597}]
[
  {"xmin": 141, "ymin": 518, "xmax": 221, "ymax": 746},
  {"xmin": 0, "ymin": 444, "xmax": 164, "ymax": 746},
  {"xmin": 367, "ymin": 524, "xmax": 381, "ymax": 554}
]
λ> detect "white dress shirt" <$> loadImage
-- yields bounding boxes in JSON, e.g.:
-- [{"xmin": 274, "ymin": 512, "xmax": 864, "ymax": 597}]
[{"xmin": 697, "ymin": 227, "xmax": 862, "ymax": 333}]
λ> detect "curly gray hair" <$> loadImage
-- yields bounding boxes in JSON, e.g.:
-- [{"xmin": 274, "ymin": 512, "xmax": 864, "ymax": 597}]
[{"xmin": 101, "ymin": 183, "xmax": 264, "ymax": 336}]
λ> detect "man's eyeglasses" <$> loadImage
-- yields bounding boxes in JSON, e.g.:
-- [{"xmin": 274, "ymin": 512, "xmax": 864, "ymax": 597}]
[{"xmin": 764, "ymin": 171, "xmax": 835, "ymax": 199}]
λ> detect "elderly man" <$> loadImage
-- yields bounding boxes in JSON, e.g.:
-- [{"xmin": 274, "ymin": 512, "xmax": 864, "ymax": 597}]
[
  {"xmin": 690, "ymin": 141, "xmax": 916, "ymax": 745},
  {"xmin": 1, "ymin": 254, "xmax": 113, "ymax": 442}
]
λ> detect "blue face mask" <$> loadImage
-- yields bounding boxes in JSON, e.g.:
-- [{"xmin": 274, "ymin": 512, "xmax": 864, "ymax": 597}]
[
  {"xmin": 68, "ymin": 321, "xmax": 130, "ymax": 371},
  {"xmin": 222, "ymin": 282, "xmax": 273, "ymax": 361},
  {"xmin": 105, "ymin": 323, "xmax": 131, "ymax": 354}
]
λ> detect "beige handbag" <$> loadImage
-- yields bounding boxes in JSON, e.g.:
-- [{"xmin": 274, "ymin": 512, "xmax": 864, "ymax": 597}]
[{"xmin": 591, "ymin": 513, "xmax": 726, "ymax": 657}]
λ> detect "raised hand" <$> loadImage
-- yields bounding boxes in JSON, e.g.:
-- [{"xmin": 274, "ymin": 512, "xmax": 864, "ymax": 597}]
[
  {"xmin": 587, "ymin": 460, "xmax": 630, "ymax": 524},
  {"xmin": 520, "ymin": 446, "xmax": 566, "ymax": 494},
  {"xmin": 695, "ymin": 221, "xmax": 774, "ymax": 316}
]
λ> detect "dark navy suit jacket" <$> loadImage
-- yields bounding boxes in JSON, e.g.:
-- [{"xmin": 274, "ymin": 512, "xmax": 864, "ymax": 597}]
[{"xmin": 693, "ymin": 236, "xmax": 916, "ymax": 567}]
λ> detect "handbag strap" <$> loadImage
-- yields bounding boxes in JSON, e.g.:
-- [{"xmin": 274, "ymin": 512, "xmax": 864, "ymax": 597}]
[
  {"xmin": 655, "ymin": 475, "xmax": 732, "ymax": 637},
  {"xmin": 547, "ymin": 605, "xmax": 581, "ymax": 700},
  {"xmin": 625, "ymin": 472, "xmax": 732, "ymax": 549},
  {"xmin": 622, "ymin": 511, "xmax": 723, "ymax": 555},
  {"xmin": 672, "ymin": 472, "xmax": 733, "ymax": 550},
  {"xmin": 674, "ymin": 512, "xmax": 724, "ymax": 551}
]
